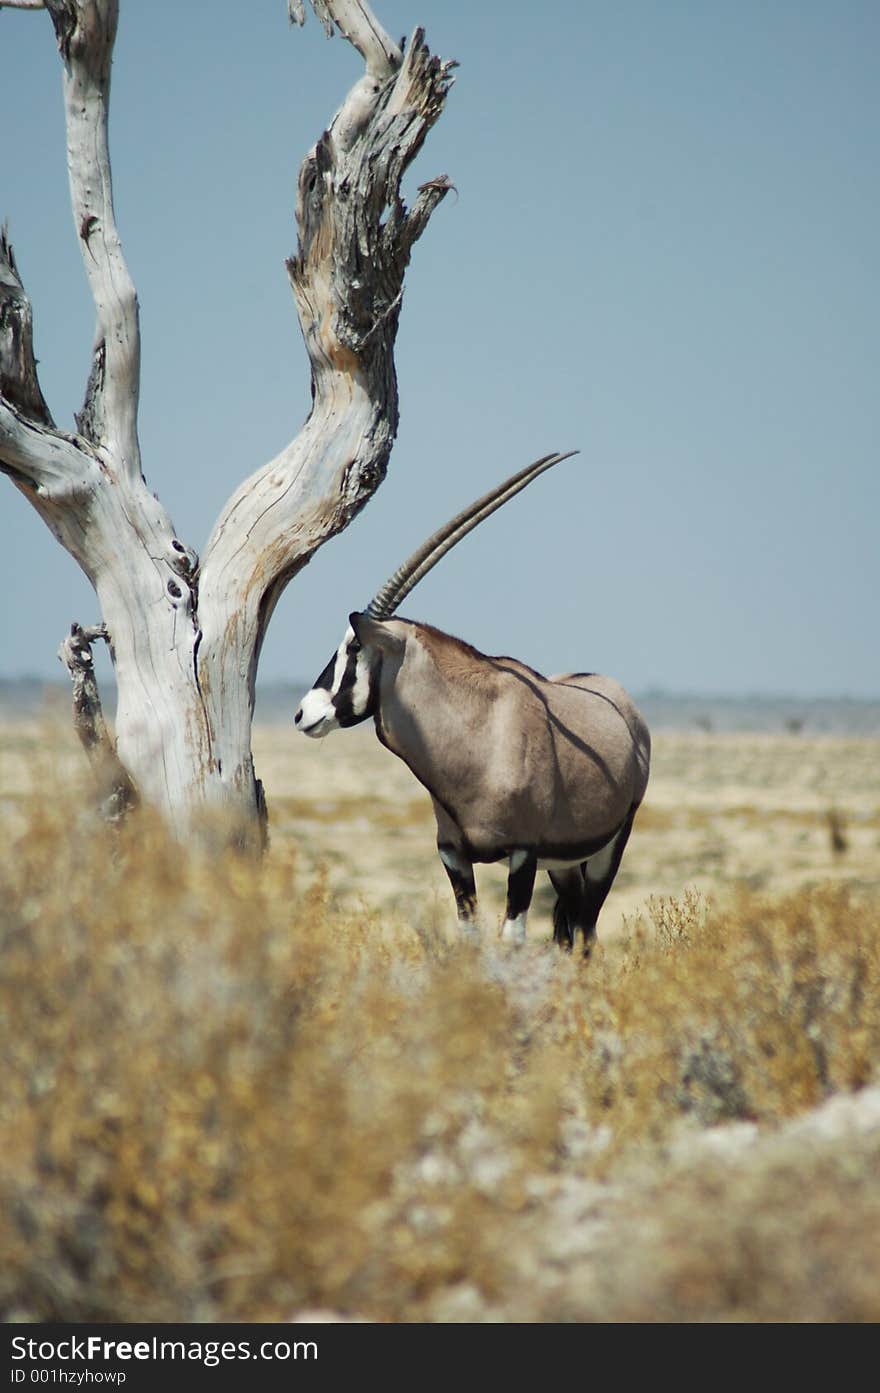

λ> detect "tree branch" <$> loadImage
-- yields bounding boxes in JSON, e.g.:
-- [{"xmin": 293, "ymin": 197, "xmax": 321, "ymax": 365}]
[
  {"xmin": 0, "ymin": 406, "xmax": 89, "ymax": 492},
  {"xmin": 0, "ymin": 227, "xmax": 53, "ymax": 428},
  {"xmin": 195, "ymin": 12, "xmax": 455, "ymax": 766},
  {"xmin": 44, "ymin": 0, "xmax": 142, "ymax": 477},
  {"xmin": 0, "ymin": 2, "xmax": 47, "ymax": 10},
  {"xmin": 0, "ymin": 229, "xmax": 99, "ymax": 497},
  {"xmin": 327, "ymin": 0, "xmax": 401, "ymax": 77},
  {"xmin": 288, "ymin": 0, "xmax": 401, "ymax": 75},
  {"xmin": 2, "ymin": 1, "xmax": 457, "ymax": 832},
  {"xmin": 202, "ymin": 18, "xmax": 455, "ymax": 554},
  {"xmin": 58, "ymin": 621, "xmax": 139, "ymax": 822}
]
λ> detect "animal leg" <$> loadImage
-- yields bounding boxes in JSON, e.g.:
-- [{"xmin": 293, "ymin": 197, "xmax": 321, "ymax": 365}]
[
  {"xmin": 548, "ymin": 866, "xmax": 585, "ymax": 952},
  {"xmin": 438, "ymin": 845, "xmax": 478, "ymax": 936},
  {"xmin": 500, "ymin": 850, "xmax": 537, "ymax": 945},
  {"xmin": 580, "ymin": 805, "xmax": 639, "ymax": 953}
]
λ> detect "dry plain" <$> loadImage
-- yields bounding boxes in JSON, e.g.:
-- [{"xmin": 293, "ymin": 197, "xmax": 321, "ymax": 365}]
[
  {"xmin": 2, "ymin": 715, "xmax": 878, "ymax": 938},
  {"xmin": 1, "ymin": 710, "xmax": 879, "ymax": 1322},
  {"xmin": 254, "ymin": 719, "xmax": 880, "ymax": 941}
]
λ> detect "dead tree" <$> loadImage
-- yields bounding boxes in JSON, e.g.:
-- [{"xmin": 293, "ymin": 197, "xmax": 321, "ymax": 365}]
[{"xmin": 0, "ymin": 0, "xmax": 454, "ymax": 840}]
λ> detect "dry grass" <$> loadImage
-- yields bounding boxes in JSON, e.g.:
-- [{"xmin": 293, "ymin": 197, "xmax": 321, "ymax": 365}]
[
  {"xmin": 582, "ymin": 884, "xmax": 879, "ymax": 1146},
  {"xmin": 1, "ymin": 750, "xmax": 879, "ymax": 1322},
  {"xmin": 252, "ymin": 723, "xmax": 880, "ymax": 932}
]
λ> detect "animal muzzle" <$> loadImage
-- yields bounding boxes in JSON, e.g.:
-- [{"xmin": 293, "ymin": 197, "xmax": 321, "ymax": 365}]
[{"xmin": 294, "ymin": 687, "xmax": 340, "ymax": 737}]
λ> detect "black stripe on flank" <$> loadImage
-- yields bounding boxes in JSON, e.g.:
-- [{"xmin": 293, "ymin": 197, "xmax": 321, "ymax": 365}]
[
  {"xmin": 370, "ymin": 720, "xmax": 635, "ymax": 869},
  {"xmin": 462, "ymin": 824, "xmax": 629, "ymax": 867}
]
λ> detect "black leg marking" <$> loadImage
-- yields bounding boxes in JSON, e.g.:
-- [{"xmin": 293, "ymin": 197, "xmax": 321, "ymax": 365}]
[
  {"xmin": 501, "ymin": 851, "xmax": 537, "ymax": 944},
  {"xmin": 580, "ymin": 805, "xmax": 639, "ymax": 954},
  {"xmin": 438, "ymin": 845, "xmax": 477, "ymax": 925},
  {"xmin": 506, "ymin": 851, "xmax": 537, "ymax": 921},
  {"xmin": 548, "ymin": 804, "xmax": 640, "ymax": 957},
  {"xmin": 549, "ymin": 866, "xmax": 584, "ymax": 952}
]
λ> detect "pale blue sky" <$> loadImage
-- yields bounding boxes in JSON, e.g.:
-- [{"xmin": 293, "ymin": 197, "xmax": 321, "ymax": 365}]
[{"xmin": 1, "ymin": 1, "xmax": 877, "ymax": 696}]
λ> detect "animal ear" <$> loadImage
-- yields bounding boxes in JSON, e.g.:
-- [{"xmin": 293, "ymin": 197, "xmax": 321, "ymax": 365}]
[{"xmin": 349, "ymin": 611, "xmax": 404, "ymax": 653}]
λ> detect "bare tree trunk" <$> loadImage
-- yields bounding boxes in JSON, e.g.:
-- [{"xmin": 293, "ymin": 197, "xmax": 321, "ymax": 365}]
[{"xmin": 0, "ymin": 0, "xmax": 454, "ymax": 840}]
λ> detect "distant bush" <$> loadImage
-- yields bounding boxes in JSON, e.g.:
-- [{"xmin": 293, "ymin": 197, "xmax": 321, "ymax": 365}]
[{"xmin": 1, "ymin": 790, "xmax": 878, "ymax": 1321}]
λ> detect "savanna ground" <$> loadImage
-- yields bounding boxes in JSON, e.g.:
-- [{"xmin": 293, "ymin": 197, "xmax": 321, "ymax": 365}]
[{"xmin": 1, "ymin": 711, "xmax": 879, "ymax": 1322}]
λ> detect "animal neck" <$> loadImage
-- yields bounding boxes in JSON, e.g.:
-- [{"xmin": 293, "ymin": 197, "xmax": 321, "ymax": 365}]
[{"xmin": 373, "ymin": 623, "xmax": 492, "ymax": 790}]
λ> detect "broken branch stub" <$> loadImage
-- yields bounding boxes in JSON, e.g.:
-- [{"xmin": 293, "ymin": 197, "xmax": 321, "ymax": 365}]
[{"xmin": 58, "ymin": 623, "xmax": 138, "ymax": 822}]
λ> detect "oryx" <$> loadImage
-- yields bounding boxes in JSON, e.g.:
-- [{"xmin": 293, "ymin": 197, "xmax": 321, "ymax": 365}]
[{"xmin": 295, "ymin": 453, "xmax": 650, "ymax": 952}]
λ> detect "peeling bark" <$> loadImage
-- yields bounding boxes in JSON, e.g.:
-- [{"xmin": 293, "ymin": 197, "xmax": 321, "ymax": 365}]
[{"xmin": 0, "ymin": 0, "xmax": 454, "ymax": 839}]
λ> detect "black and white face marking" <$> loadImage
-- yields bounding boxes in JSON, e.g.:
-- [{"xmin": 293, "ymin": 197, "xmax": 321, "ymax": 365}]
[{"xmin": 294, "ymin": 625, "xmax": 377, "ymax": 737}]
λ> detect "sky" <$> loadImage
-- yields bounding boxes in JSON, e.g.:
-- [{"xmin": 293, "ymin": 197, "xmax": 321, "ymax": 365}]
[{"xmin": 1, "ymin": 0, "xmax": 877, "ymax": 698}]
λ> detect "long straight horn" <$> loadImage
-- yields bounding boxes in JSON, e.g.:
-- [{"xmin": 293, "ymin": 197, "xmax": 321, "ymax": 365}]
[{"xmin": 366, "ymin": 450, "xmax": 578, "ymax": 619}]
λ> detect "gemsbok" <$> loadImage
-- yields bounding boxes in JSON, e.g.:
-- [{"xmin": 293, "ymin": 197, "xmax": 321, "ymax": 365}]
[{"xmin": 295, "ymin": 453, "xmax": 650, "ymax": 952}]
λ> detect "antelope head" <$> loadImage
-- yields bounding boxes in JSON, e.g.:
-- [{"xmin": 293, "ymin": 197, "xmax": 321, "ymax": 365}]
[{"xmin": 294, "ymin": 451, "xmax": 577, "ymax": 737}]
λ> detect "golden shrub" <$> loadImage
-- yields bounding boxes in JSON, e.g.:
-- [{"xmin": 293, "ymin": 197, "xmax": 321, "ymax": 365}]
[{"xmin": 1, "ymin": 785, "xmax": 878, "ymax": 1321}]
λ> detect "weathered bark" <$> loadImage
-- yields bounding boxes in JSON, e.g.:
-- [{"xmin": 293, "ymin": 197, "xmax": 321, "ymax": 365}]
[
  {"xmin": 57, "ymin": 623, "xmax": 138, "ymax": 822},
  {"xmin": 0, "ymin": 0, "xmax": 454, "ymax": 839}
]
